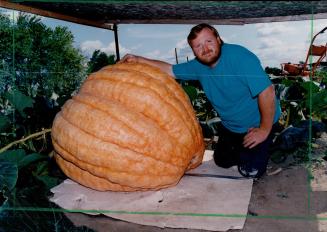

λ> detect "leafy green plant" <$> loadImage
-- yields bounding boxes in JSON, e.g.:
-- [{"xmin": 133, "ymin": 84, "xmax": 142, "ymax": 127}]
[
  {"xmin": 0, "ymin": 141, "xmax": 93, "ymax": 231},
  {"xmin": 0, "ymin": 12, "xmax": 96, "ymax": 231},
  {"xmin": 305, "ymin": 89, "xmax": 327, "ymax": 119},
  {"xmin": 0, "ymin": 87, "xmax": 54, "ymax": 199},
  {"xmin": 0, "ymin": 149, "xmax": 47, "ymax": 190},
  {"xmin": 276, "ymin": 75, "xmax": 327, "ymax": 127},
  {"xmin": 269, "ymin": 69, "xmax": 327, "ymax": 166},
  {"xmin": 180, "ymin": 80, "xmax": 218, "ymax": 122},
  {"xmin": 0, "ymin": 161, "xmax": 17, "ymax": 192}
]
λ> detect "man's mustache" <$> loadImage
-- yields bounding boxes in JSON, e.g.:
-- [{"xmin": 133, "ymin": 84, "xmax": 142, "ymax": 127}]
[{"xmin": 202, "ymin": 50, "xmax": 213, "ymax": 56}]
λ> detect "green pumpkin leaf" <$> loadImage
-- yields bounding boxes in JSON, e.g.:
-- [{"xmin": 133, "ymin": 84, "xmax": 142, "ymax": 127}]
[
  {"xmin": 183, "ymin": 85, "xmax": 198, "ymax": 103},
  {"xmin": 36, "ymin": 176, "xmax": 59, "ymax": 190},
  {"xmin": 0, "ymin": 161, "xmax": 18, "ymax": 191},
  {"xmin": 4, "ymin": 89, "xmax": 34, "ymax": 118},
  {"xmin": 0, "ymin": 114, "xmax": 11, "ymax": 132},
  {"xmin": 0, "ymin": 149, "xmax": 26, "ymax": 165},
  {"xmin": 33, "ymin": 161, "xmax": 48, "ymax": 176},
  {"xmin": 0, "ymin": 193, "xmax": 9, "ymax": 209},
  {"xmin": 305, "ymin": 90, "xmax": 327, "ymax": 116},
  {"xmin": 18, "ymin": 153, "xmax": 46, "ymax": 169},
  {"xmin": 301, "ymin": 81, "xmax": 320, "ymax": 97},
  {"xmin": 281, "ymin": 79, "xmax": 294, "ymax": 87}
]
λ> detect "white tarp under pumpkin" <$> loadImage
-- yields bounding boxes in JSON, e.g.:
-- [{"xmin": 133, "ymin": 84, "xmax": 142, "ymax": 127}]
[{"xmin": 50, "ymin": 150, "xmax": 253, "ymax": 231}]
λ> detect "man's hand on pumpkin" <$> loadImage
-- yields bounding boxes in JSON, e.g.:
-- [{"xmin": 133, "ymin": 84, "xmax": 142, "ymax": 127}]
[
  {"xmin": 243, "ymin": 127, "xmax": 269, "ymax": 149},
  {"xmin": 118, "ymin": 54, "xmax": 139, "ymax": 63}
]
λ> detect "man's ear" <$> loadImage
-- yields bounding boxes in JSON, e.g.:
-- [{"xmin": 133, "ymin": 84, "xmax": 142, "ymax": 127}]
[
  {"xmin": 188, "ymin": 41, "xmax": 194, "ymax": 50},
  {"xmin": 216, "ymin": 37, "xmax": 222, "ymax": 45},
  {"xmin": 189, "ymin": 43, "xmax": 196, "ymax": 55}
]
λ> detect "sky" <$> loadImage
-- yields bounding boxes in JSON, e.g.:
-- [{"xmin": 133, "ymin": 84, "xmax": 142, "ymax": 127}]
[{"xmin": 1, "ymin": 8, "xmax": 327, "ymax": 68}]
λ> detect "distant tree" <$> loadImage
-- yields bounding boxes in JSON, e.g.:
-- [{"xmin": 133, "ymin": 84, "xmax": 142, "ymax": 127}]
[
  {"xmin": 0, "ymin": 12, "xmax": 86, "ymax": 100},
  {"xmin": 87, "ymin": 50, "xmax": 115, "ymax": 73}
]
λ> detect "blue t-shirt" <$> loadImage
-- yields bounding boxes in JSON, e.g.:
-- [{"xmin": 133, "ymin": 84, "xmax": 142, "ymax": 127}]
[{"xmin": 172, "ymin": 43, "xmax": 281, "ymax": 133}]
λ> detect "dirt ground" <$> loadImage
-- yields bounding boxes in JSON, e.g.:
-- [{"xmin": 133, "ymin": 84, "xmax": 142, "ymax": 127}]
[{"xmin": 65, "ymin": 133, "xmax": 327, "ymax": 232}]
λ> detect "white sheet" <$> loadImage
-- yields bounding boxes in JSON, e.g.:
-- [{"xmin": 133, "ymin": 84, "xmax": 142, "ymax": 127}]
[{"xmin": 50, "ymin": 150, "xmax": 253, "ymax": 231}]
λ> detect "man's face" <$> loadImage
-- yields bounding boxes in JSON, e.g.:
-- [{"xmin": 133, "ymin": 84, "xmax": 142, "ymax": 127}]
[{"xmin": 190, "ymin": 28, "xmax": 221, "ymax": 67}]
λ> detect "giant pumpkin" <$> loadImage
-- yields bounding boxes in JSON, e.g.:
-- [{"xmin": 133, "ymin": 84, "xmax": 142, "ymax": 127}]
[{"xmin": 51, "ymin": 62, "xmax": 204, "ymax": 191}]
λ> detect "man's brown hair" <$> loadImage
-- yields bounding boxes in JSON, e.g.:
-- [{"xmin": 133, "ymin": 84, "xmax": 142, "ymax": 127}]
[{"xmin": 187, "ymin": 23, "xmax": 222, "ymax": 46}]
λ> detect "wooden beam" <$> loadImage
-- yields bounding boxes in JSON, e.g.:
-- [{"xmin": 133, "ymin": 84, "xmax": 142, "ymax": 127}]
[
  {"xmin": 110, "ymin": 19, "xmax": 246, "ymax": 25},
  {"xmin": 1, "ymin": 0, "xmax": 327, "ymax": 26},
  {"xmin": 0, "ymin": 0, "xmax": 114, "ymax": 30},
  {"xmin": 106, "ymin": 12, "xmax": 327, "ymax": 25},
  {"xmin": 242, "ymin": 13, "xmax": 327, "ymax": 24}
]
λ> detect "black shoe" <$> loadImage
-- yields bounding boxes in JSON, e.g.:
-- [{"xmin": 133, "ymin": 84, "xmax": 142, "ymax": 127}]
[{"xmin": 238, "ymin": 164, "xmax": 259, "ymax": 178}]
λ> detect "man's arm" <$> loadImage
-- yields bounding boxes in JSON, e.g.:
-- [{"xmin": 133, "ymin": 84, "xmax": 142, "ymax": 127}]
[
  {"xmin": 119, "ymin": 54, "xmax": 174, "ymax": 77},
  {"xmin": 258, "ymin": 85, "xmax": 275, "ymax": 134},
  {"xmin": 243, "ymin": 85, "xmax": 275, "ymax": 148}
]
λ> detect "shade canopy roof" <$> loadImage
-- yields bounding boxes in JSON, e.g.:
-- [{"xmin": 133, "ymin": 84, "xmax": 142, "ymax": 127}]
[{"xmin": 1, "ymin": 1, "xmax": 327, "ymax": 30}]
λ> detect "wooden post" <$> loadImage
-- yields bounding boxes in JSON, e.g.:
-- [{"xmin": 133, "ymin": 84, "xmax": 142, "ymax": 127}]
[
  {"xmin": 113, "ymin": 23, "xmax": 120, "ymax": 62},
  {"xmin": 175, "ymin": 48, "xmax": 178, "ymax": 64}
]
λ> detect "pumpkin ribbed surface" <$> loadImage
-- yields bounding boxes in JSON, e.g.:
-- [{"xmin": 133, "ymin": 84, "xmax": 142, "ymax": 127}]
[{"xmin": 51, "ymin": 62, "xmax": 204, "ymax": 191}]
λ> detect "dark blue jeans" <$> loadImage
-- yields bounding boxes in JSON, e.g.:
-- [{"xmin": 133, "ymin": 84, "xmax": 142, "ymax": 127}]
[{"xmin": 213, "ymin": 123, "xmax": 277, "ymax": 177}]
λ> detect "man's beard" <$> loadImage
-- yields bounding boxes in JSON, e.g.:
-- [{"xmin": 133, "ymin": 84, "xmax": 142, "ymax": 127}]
[{"xmin": 196, "ymin": 44, "xmax": 222, "ymax": 67}]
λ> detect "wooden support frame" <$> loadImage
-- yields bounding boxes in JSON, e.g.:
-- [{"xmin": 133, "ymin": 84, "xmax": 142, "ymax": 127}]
[
  {"xmin": 101, "ymin": 14, "xmax": 327, "ymax": 25},
  {"xmin": 113, "ymin": 24, "xmax": 120, "ymax": 61},
  {"xmin": 2, "ymin": 1, "xmax": 327, "ymax": 26},
  {"xmin": 0, "ymin": 0, "xmax": 113, "ymax": 30}
]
